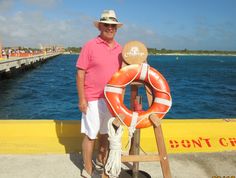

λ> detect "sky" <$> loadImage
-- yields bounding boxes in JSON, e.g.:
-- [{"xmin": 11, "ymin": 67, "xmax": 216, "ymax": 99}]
[{"xmin": 0, "ymin": 0, "xmax": 236, "ymax": 50}]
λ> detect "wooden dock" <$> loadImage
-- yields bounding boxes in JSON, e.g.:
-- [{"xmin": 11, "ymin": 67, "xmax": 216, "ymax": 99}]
[{"xmin": 0, "ymin": 53, "xmax": 61, "ymax": 77}]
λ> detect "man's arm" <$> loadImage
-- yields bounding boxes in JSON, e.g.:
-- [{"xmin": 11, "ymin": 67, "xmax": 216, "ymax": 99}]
[{"xmin": 76, "ymin": 69, "xmax": 87, "ymax": 114}]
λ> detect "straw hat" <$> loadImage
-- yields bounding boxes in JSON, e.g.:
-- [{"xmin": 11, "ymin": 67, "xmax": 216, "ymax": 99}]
[{"xmin": 94, "ymin": 10, "xmax": 123, "ymax": 28}]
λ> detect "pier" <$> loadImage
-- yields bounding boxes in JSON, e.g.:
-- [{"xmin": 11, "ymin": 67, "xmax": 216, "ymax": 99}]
[{"xmin": 0, "ymin": 52, "xmax": 61, "ymax": 77}]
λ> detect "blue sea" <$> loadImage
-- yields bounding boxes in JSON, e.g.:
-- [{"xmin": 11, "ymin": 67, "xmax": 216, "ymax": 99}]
[{"xmin": 0, "ymin": 54, "xmax": 235, "ymax": 120}]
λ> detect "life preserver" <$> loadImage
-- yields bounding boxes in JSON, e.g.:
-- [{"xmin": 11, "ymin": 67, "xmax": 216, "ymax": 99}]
[{"xmin": 104, "ymin": 63, "xmax": 172, "ymax": 129}]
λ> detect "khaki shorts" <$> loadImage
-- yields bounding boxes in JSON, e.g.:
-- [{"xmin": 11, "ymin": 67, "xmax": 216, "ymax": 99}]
[{"xmin": 81, "ymin": 98, "xmax": 112, "ymax": 139}]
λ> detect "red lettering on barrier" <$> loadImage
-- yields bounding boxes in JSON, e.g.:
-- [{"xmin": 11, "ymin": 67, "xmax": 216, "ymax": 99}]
[
  {"xmin": 192, "ymin": 139, "xmax": 202, "ymax": 148},
  {"xmin": 169, "ymin": 137, "xmax": 236, "ymax": 150},
  {"xmin": 229, "ymin": 138, "xmax": 236, "ymax": 146},
  {"xmin": 200, "ymin": 137, "xmax": 212, "ymax": 147},
  {"xmin": 181, "ymin": 140, "xmax": 191, "ymax": 148},
  {"xmin": 169, "ymin": 137, "xmax": 212, "ymax": 149},
  {"xmin": 169, "ymin": 140, "xmax": 179, "ymax": 148},
  {"xmin": 219, "ymin": 138, "xmax": 228, "ymax": 147},
  {"xmin": 219, "ymin": 138, "xmax": 236, "ymax": 147}
]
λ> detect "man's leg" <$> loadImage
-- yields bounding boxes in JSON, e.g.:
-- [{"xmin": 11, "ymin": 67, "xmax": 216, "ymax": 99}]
[
  {"xmin": 82, "ymin": 135, "xmax": 95, "ymax": 175},
  {"xmin": 97, "ymin": 134, "xmax": 109, "ymax": 164}
]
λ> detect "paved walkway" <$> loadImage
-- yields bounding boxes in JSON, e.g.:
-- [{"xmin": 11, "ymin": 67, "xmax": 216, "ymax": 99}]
[{"xmin": 0, "ymin": 152, "xmax": 235, "ymax": 178}]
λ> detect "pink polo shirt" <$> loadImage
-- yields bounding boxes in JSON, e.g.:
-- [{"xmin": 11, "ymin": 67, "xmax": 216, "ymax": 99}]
[{"xmin": 76, "ymin": 36, "xmax": 122, "ymax": 101}]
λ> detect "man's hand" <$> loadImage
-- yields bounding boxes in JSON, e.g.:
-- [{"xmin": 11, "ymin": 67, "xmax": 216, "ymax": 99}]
[{"xmin": 78, "ymin": 99, "xmax": 88, "ymax": 114}]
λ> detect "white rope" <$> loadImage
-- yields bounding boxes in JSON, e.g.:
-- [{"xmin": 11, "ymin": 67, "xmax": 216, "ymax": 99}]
[
  {"xmin": 139, "ymin": 63, "xmax": 149, "ymax": 80},
  {"xmin": 105, "ymin": 117, "xmax": 123, "ymax": 178},
  {"xmin": 125, "ymin": 112, "xmax": 138, "ymax": 149},
  {"xmin": 129, "ymin": 112, "xmax": 138, "ymax": 136}
]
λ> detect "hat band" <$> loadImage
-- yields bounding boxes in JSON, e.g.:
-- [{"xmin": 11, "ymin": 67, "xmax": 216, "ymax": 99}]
[{"xmin": 100, "ymin": 17, "xmax": 118, "ymax": 22}]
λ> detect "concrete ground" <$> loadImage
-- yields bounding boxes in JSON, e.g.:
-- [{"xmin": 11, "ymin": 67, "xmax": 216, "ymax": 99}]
[{"xmin": 0, "ymin": 152, "xmax": 235, "ymax": 178}]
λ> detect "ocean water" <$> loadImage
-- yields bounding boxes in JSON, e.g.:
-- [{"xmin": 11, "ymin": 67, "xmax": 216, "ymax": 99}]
[{"xmin": 0, "ymin": 54, "xmax": 235, "ymax": 120}]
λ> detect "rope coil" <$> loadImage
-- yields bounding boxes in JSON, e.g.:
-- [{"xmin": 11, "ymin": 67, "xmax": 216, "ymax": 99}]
[{"xmin": 105, "ymin": 117, "xmax": 124, "ymax": 178}]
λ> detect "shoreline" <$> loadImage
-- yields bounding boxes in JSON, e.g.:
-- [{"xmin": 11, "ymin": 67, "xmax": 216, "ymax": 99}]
[
  {"xmin": 149, "ymin": 53, "xmax": 236, "ymax": 57},
  {"xmin": 64, "ymin": 52, "xmax": 236, "ymax": 57}
]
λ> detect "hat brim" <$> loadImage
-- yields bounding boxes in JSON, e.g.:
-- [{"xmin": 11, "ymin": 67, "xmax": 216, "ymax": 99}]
[{"xmin": 94, "ymin": 21, "xmax": 123, "ymax": 29}]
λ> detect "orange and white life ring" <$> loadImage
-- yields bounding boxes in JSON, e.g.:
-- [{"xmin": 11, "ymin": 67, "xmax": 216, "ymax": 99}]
[{"xmin": 104, "ymin": 63, "xmax": 172, "ymax": 129}]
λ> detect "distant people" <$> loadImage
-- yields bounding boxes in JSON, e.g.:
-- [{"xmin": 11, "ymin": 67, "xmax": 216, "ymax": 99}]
[
  {"xmin": 6, "ymin": 49, "xmax": 10, "ymax": 59},
  {"xmin": 76, "ymin": 10, "xmax": 123, "ymax": 177},
  {"xmin": 1, "ymin": 49, "xmax": 5, "ymax": 58}
]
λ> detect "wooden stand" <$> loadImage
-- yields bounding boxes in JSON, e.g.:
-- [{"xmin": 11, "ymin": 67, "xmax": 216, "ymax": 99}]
[
  {"xmin": 102, "ymin": 41, "xmax": 171, "ymax": 178},
  {"xmin": 121, "ymin": 83, "xmax": 171, "ymax": 178}
]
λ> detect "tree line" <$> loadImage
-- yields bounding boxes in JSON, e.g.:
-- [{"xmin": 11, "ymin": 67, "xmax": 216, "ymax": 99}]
[
  {"xmin": 147, "ymin": 48, "xmax": 236, "ymax": 55},
  {"xmin": 65, "ymin": 47, "xmax": 236, "ymax": 55}
]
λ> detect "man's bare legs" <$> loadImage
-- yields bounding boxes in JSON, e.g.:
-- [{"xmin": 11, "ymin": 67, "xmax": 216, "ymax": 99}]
[
  {"xmin": 82, "ymin": 134, "xmax": 108, "ymax": 177},
  {"xmin": 97, "ymin": 134, "xmax": 109, "ymax": 165},
  {"xmin": 82, "ymin": 135, "xmax": 95, "ymax": 175}
]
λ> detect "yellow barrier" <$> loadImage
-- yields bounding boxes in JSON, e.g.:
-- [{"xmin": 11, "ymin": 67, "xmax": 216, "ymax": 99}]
[
  {"xmin": 134, "ymin": 119, "xmax": 236, "ymax": 153},
  {"xmin": 0, "ymin": 119, "xmax": 235, "ymax": 154}
]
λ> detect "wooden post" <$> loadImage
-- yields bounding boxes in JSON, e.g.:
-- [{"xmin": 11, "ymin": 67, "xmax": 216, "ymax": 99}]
[
  {"xmin": 129, "ymin": 85, "xmax": 141, "ymax": 178},
  {"xmin": 147, "ymin": 87, "xmax": 172, "ymax": 178},
  {"xmin": 154, "ymin": 125, "xmax": 171, "ymax": 178},
  {"xmin": 150, "ymin": 115, "xmax": 172, "ymax": 178}
]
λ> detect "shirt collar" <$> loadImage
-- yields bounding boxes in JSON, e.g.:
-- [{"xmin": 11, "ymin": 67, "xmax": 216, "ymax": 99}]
[{"xmin": 95, "ymin": 36, "xmax": 119, "ymax": 49}]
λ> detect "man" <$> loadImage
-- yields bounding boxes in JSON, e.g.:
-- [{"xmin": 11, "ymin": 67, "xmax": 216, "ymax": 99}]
[{"xmin": 76, "ymin": 10, "xmax": 123, "ymax": 178}]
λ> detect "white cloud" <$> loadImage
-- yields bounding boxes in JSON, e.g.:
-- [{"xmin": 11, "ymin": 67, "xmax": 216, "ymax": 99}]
[
  {"xmin": 1, "ymin": 1, "xmax": 235, "ymax": 50},
  {"xmin": 117, "ymin": 23, "xmax": 160, "ymax": 48},
  {"xmin": 0, "ymin": 10, "xmax": 98, "ymax": 48},
  {"xmin": 23, "ymin": 0, "xmax": 61, "ymax": 8},
  {"xmin": 0, "ymin": 7, "xmax": 160, "ymax": 49},
  {"xmin": 0, "ymin": 0, "xmax": 14, "ymax": 12}
]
